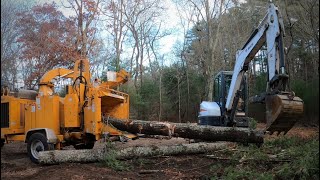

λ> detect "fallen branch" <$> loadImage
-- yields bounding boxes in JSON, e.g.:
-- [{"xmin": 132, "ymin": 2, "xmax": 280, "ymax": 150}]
[
  {"xmin": 39, "ymin": 142, "xmax": 228, "ymax": 165},
  {"xmin": 139, "ymin": 170, "xmax": 163, "ymax": 174},
  {"xmin": 205, "ymin": 155, "xmax": 291, "ymax": 163}
]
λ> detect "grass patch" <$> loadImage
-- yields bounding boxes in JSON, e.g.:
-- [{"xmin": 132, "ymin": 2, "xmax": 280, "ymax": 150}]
[
  {"xmin": 210, "ymin": 135, "xmax": 319, "ymax": 179},
  {"xmin": 134, "ymin": 158, "xmax": 153, "ymax": 167},
  {"xmin": 273, "ymin": 136, "xmax": 319, "ymax": 179},
  {"xmin": 101, "ymin": 141, "xmax": 132, "ymax": 171},
  {"xmin": 223, "ymin": 166, "xmax": 273, "ymax": 180},
  {"xmin": 248, "ymin": 118, "xmax": 257, "ymax": 130}
]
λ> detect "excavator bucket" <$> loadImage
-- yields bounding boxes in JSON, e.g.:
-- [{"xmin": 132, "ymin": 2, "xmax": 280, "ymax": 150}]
[{"xmin": 265, "ymin": 93, "xmax": 303, "ymax": 135}]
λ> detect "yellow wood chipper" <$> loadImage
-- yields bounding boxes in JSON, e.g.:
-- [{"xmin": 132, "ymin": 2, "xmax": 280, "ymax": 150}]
[{"xmin": 1, "ymin": 59, "xmax": 135, "ymax": 163}]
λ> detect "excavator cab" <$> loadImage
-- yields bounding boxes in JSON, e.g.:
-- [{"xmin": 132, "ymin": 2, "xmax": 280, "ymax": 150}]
[
  {"xmin": 213, "ymin": 71, "xmax": 247, "ymax": 118},
  {"xmin": 214, "ymin": 71, "xmax": 248, "ymax": 127},
  {"xmin": 198, "ymin": 71, "xmax": 248, "ymax": 127}
]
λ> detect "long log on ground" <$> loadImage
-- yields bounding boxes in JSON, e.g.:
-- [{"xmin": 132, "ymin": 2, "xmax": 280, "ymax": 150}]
[
  {"xmin": 107, "ymin": 118, "xmax": 264, "ymax": 144},
  {"xmin": 105, "ymin": 118, "xmax": 175, "ymax": 136},
  {"xmin": 171, "ymin": 123, "xmax": 264, "ymax": 144},
  {"xmin": 39, "ymin": 142, "xmax": 227, "ymax": 164}
]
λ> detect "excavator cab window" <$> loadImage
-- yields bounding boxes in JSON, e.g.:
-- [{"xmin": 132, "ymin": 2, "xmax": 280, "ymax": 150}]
[
  {"xmin": 213, "ymin": 76, "xmax": 221, "ymax": 105},
  {"xmin": 213, "ymin": 71, "xmax": 247, "ymax": 117},
  {"xmin": 213, "ymin": 71, "xmax": 233, "ymax": 108}
]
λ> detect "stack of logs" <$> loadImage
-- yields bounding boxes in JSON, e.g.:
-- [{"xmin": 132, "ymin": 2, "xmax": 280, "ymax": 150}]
[{"xmin": 39, "ymin": 118, "xmax": 264, "ymax": 164}]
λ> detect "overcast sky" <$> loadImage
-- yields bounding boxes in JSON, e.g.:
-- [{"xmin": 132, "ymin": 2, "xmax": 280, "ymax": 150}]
[{"xmin": 51, "ymin": 0, "xmax": 184, "ymax": 65}]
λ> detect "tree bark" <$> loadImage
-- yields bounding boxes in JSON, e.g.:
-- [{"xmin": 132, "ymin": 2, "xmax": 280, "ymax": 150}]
[
  {"xmin": 171, "ymin": 123, "xmax": 264, "ymax": 144},
  {"xmin": 107, "ymin": 118, "xmax": 264, "ymax": 144},
  {"xmin": 39, "ymin": 142, "xmax": 228, "ymax": 164},
  {"xmin": 106, "ymin": 118, "xmax": 175, "ymax": 137}
]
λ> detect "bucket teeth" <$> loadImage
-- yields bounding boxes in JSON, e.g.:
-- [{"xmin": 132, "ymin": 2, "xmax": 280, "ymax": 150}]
[{"xmin": 265, "ymin": 93, "xmax": 303, "ymax": 134}]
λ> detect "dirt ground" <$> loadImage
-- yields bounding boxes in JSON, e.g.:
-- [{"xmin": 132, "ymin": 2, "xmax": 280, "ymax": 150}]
[{"xmin": 1, "ymin": 123, "xmax": 319, "ymax": 180}]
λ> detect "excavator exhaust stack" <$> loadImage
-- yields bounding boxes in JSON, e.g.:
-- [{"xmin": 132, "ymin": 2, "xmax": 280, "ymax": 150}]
[{"xmin": 265, "ymin": 93, "xmax": 303, "ymax": 135}]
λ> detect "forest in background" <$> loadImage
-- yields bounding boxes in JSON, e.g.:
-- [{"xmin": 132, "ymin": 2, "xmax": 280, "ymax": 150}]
[{"xmin": 1, "ymin": 0, "xmax": 319, "ymax": 124}]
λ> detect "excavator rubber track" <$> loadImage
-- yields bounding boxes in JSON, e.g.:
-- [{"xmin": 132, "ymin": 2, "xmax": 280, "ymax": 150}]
[{"xmin": 265, "ymin": 93, "xmax": 303, "ymax": 135}]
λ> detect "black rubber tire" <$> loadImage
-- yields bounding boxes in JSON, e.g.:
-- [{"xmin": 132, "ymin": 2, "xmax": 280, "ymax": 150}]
[
  {"xmin": 1, "ymin": 139, "xmax": 5, "ymax": 148},
  {"xmin": 27, "ymin": 133, "xmax": 52, "ymax": 164},
  {"xmin": 73, "ymin": 142, "xmax": 95, "ymax": 150}
]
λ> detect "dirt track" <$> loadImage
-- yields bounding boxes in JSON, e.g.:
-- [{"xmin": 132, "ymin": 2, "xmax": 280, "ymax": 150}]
[
  {"xmin": 1, "ymin": 137, "xmax": 230, "ymax": 179},
  {"xmin": 1, "ymin": 124, "xmax": 319, "ymax": 179}
]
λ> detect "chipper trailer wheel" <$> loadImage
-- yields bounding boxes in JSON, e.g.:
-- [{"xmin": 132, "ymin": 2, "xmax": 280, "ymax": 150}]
[
  {"xmin": 1, "ymin": 139, "xmax": 5, "ymax": 148},
  {"xmin": 27, "ymin": 133, "xmax": 54, "ymax": 163}
]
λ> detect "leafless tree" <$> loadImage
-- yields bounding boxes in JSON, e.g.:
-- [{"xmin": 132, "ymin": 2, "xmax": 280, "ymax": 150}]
[
  {"xmin": 175, "ymin": 0, "xmax": 234, "ymax": 101},
  {"xmin": 121, "ymin": 0, "xmax": 165, "ymax": 88},
  {"xmin": 64, "ymin": 0, "xmax": 102, "ymax": 58},
  {"xmin": 1, "ymin": 0, "xmax": 34, "ymax": 89}
]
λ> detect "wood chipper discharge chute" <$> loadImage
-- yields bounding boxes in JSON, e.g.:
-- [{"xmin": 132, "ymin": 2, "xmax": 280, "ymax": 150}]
[{"xmin": 265, "ymin": 93, "xmax": 304, "ymax": 135}]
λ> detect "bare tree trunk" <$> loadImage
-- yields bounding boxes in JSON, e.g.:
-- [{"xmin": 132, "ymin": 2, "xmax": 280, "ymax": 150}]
[
  {"xmin": 129, "ymin": 46, "xmax": 136, "ymax": 76},
  {"xmin": 177, "ymin": 75, "xmax": 181, "ymax": 123},
  {"xmin": 205, "ymin": 0, "xmax": 225, "ymax": 101},
  {"xmin": 205, "ymin": 0, "xmax": 214, "ymax": 101},
  {"xmin": 159, "ymin": 69, "xmax": 162, "ymax": 122},
  {"xmin": 134, "ymin": 43, "xmax": 139, "ymax": 89},
  {"xmin": 186, "ymin": 62, "xmax": 190, "ymax": 122},
  {"xmin": 253, "ymin": 59, "xmax": 256, "ymax": 76},
  {"xmin": 39, "ymin": 142, "xmax": 229, "ymax": 164}
]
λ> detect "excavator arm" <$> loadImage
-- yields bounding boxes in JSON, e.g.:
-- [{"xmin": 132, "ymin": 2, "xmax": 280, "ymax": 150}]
[{"xmin": 225, "ymin": 3, "xmax": 303, "ymax": 134}]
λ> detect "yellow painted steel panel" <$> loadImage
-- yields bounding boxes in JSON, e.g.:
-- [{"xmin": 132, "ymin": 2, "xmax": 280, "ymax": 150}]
[
  {"xmin": 30, "ymin": 95, "xmax": 60, "ymax": 135},
  {"xmin": 9, "ymin": 99, "xmax": 26, "ymax": 130},
  {"xmin": 84, "ymin": 93, "xmax": 101, "ymax": 135},
  {"xmin": 1, "ymin": 96, "xmax": 33, "ymax": 136},
  {"xmin": 64, "ymin": 94, "xmax": 79, "ymax": 127},
  {"xmin": 1, "ymin": 128, "xmax": 25, "ymax": 137},
  {"xmin": 6, "ymin": 134, "xmax": 25, "ymax": 141}
]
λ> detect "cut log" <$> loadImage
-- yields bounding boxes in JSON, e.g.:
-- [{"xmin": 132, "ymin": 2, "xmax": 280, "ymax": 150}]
[
  {"xmin": 39, "ymin": 142, "xmax": 228, "ymax": 164},
  {"xmin": 171, "ymin": 123, "xmax": 264, "ymax": 144},
  {"xmin": 105, "ymin": 118, "xmax": 175, "ymax": 137},
  {"xmin": 107, "ymin": 118, "xmax": 264, "ymax": 144}
]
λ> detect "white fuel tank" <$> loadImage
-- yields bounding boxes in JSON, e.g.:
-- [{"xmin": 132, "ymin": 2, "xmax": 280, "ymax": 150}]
[{"xmin": 198, "ymin": 101, "xmax": 221, "ymax": 117}]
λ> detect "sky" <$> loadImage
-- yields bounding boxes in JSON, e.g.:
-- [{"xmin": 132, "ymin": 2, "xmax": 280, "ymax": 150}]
[
  {"xmin": 50, "ymin": 0, "xmax": 185, "ymax": 66},
  {"xmin": 37, "ymin": 0, "xmax": 247, "ymax": 68},
  {"xmin": 55, "ymin": 0, "xmax": 183, "ymax": 50},
  {"xmin": 158, "ymin": 0, "xmax": 184, "ymax": 54}
]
